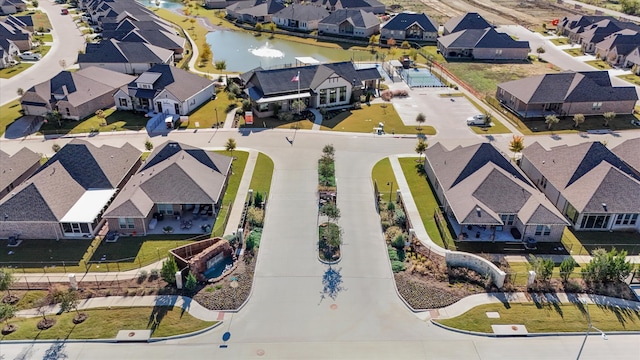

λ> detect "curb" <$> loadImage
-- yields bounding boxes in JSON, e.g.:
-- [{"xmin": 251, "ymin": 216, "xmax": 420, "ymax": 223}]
[
  {"xmin": 430, "ymin": 319, "xmax": 640, "ymax": 338},
  {"xmin": 148, "ymin": 321, "xmax": 224, "ymax": 342}
]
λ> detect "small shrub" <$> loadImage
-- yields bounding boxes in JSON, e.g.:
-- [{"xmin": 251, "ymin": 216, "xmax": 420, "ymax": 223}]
[
  {"xmin": 388, "ymin": 246, "xmax": 399, "ymax": 261},
  {"xmin": 384, "ymin": 226, "xmax": 402, "ymax": 242},
  {"xmin": 144, "ymin": 140, "xmax": 153, "ymax": 151},
  {"xmin": 278, "ymin": 111, "xmax": 293, "ymax": 122},
  {"xmin": 184, "ymin": 272, "xmax": 197, "ymax": 293},
  {"xmin": 149, "ymin": 269, "xmax": 159, "ymax": 280},
  {"xmin": 380, "ymin": 90, "xmax": 393, "ymax": 101},
  {"xmin": 247, "ymin": 207, "xmax": 264, "ymax": 228},
  {"xmin": 215, "ymin": 284, "xmax": 223, "ymax": 290},
  {"xmin": 393, "ymin": 209, "xmax": 406, "ymax": 228},
  {"xmin": 391, "ymin": 260, "xmax": 406, "ymax": 273},
  {"xmin": 52, "ymin": 143, "xmax": 61, "ymax": 152},
  {"xmin": 386, "ymin": 201, "xmax": 395, "ymax": 211},
  {"xmin": 391, "ymin": 233, "xmax": 406, "ymax": 249},
  {"xmin": 246, "ymin": 228, "xmax": 262, "ymax": 251},
  {"xmin": 381, "ymin": 220, "xmax": 392, "ymax": 231},
  {"xmin": 254, "ymin": 191, "xmax": 264, "ymax": 208}
]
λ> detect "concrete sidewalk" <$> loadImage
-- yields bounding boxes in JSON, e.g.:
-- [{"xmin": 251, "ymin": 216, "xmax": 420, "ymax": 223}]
[
  {"xmin": 13, "ymin": 260, "xmax": 165, "ymax": 284},
  {"xmin": 16, "ymin": 295, "xmax": 226, "ymax": 322},
  {"xmin": 223, "ymin": 149, "xmax": 259, "ymax": 236}
]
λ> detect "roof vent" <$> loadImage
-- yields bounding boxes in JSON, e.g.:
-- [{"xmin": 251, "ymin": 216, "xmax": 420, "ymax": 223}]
[
  {"xmin": 602, "ymin": 203, "xmax": 607, "ymax": 212},
  {"xmin": 476, "ymin": 207, "xmax": 482, "ymax": 217}
]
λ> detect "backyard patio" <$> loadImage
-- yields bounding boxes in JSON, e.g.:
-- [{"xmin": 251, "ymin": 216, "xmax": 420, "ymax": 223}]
[{"xmin": 147, "ymin": 205, "xmax": 216, "ymax": 235}]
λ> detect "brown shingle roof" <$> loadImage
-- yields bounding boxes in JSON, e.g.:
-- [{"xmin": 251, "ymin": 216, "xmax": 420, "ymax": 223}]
[{"xmin": 0, "ymin": 148, "xmax": 40, "ymax": 194}]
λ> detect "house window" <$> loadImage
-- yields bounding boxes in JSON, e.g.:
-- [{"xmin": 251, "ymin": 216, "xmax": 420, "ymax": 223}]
[
  {"xmin": 500, "ymin": 214, "xmax": 515, "ymax": 226},
  {"xmin": 564, "ymin": 202, "xmax": 579, "ymax": 224},
  {"xmin": 615, "ymin": 213, "xmax": 638, "ymax": 225},
  {"xmin": 580, "ymin": 214, "xmax": 611, "ymax": 229},
  {"xmin": 339, "ymin": 86, "xmax": 347, "ymax": 102},
  {"xmin": 157, "ymin": 203, "xmax": 174, "ymax": 215},
  {"xmin": 329, "ymin": 88, "xmax": 337, "ymax": 103},
  {"xmin": 65, "ymin": 108, "xmax": 70, "ymax": 116},
  {"xmin": 592, "ymin": 102, "xmax": 602, "ymax": 110},
  {"xmin": 258, "ymin": 103, "xmax": 269, "ymax": 112},
  {"xmin": 535, "ymin": 225, "xmax": 551, "ymax": 236},
  {"xmin": 319, "ymin": 89, "xmax": 327, "ymax": 105},
  {"xmin": 119, "ymin": 98, "xmax": 128, "ymax": 107},
  {"xmin": 118, "ymin": 217, "xmax": 135, "ymax": 229},
  {"xmin": 539, "ymin": 176, "xmax": 547, "ymax": 189}
]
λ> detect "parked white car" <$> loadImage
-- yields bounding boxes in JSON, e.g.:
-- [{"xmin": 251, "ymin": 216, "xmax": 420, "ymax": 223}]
[
  {"xmin": 18, "ymin": 51, "xmax": 42, "ymax": 61},
  {"xmin": 467, "ymin": 114, "xmax": 489, "ymax": 126}
]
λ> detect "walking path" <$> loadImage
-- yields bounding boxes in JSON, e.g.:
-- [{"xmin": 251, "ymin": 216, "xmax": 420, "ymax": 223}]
[
  {"xmin": 224, "ymin": 149, "xmax": 259, "ymax": 236},
  {"xmin": 310, "ymin": 108, "xmax": 323, "ymax": 130}
]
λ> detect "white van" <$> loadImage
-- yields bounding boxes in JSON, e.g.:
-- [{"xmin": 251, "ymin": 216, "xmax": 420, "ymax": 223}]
[{"xmin": 467, "ymin": 114, "xmax": 488, "ymax": 126}]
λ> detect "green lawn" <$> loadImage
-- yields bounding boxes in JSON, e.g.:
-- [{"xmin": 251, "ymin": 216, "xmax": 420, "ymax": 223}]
[
  {"xmin": 0, "ymin": 63, "xmax": 34, "ymax": 79},
  {"xmin": 249, "ymin": 152, "xmax": 274, "ymax": 195},
  {"xmin": 443, "ymin": 61, "xmax": 559, "ymax": 98},
  {"xmin": 87, "ymin": 234, "xmax": 197, "ymax": 272},
  {"xmin": 38, "ymin": 109, "xmax": 148, "ymax": 135},
  {"xmin": 211, "ymin": 150, "xmax": 249, "ymax": 237},
  {"xmin": 0, "ymin": 239, "xmax": 92, "ymax": 269},
  {"xmin": 437, "ymin": 303, "xmax": 640, "ymax": 333},
  {"xmin": 619, "ymin": 73, "xmax": 640, "ymax": 86},
  {"xmin": 585, "ymin": 59, "xmax": 612, "ymax": 70},
  {"xmin": 3, "ymin": 307, "xmax": 217, "ymax": 340},
  {"xmin": 0, "ymin": 100, "xmax": 24, "ymax": 135},
  {"xmin": 187, "ymin": 91, "xmax": 240, "ymax": 129},
  {"xmin": 561, "ymin": 228, "xmax": 589, "ymax": 256},
  {"xmin": 398, "ymin": 157, "xmax": 451, "ymax": 249},
  {"xmin": 321, "ymin": 103, "xmax": 436, "ymax": 135},
  {"xmin": 573, "ymin": 231, "xmax": 640, "ymax": 255},
  {"xmin": 509, "ymin": 114, "xmax": 639, "ymax": 135},
  {"xmin": 15, "ymin": 290, "xmax": 49, "ymax": 311},
  {"xmin": 239, "ymin": 116, "xmax": 315, "ymax": 130},
  {"xmin": 549, "ymin": 37, "xmax": 570, "ymax": 46},
  {"xmin": 371, "ymin": 157, "xmax": 398, "ymax": 205},
  {"xmin": 33, "ymin": 33, "xmax": 53, "ymax": 43},
  {"xmin": 564, "ymin": 48, "xmax": 584, "ymax": 57}
]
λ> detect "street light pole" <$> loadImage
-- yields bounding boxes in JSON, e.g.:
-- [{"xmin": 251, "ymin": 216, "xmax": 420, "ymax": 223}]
[
  {"xmin": 387, "ymin": 181, "xmax": 394, "ymax": 203},
  {"xmin": 576, "ymin": 299, "xmax": 608, "ymax": 360}
]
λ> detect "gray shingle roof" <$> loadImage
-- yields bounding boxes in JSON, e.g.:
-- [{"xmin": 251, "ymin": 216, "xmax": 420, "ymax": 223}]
[
  {"xmin": 443, "ymin": 12, "xmax": 490, "ymax": 34},
  {"xmin": 425, "ymin": 142, "xmax": 567, "ymax": 226},
  {"xmin": 381, "ymin": 12, "xmax": 438, "ymax": 33},
  {"xmin": 498, "ymin": 71, "xmax": 638, "ymax": 104},
  {"xmin": 0, "ymin": 148, "xmax": 40, "ymax": 194},
  {"xmin": 612, "ymin": 138, "xmax": 640, "ymax": 173},
  {"xmin": 438, "ymin": 27, "xmax": 529, "ymax": 49},
  {"xmin": 244, "ymin": 61, "xmax": 374, "ymax": 96},
  {"xmin": 318, "ymin": 8, "xmax": 379, "ymax": 29},
  {"xmin": 0, "ymin": 140, "xmax": 140, "ymax": 221},
  {"xmin": 128, "ymin": 64, "xmax": 213, "ymax": 102},
  {"xmin": 104, "ymin": 142, "xmax": 232, "ymax": 218},
  {"xmin": 274, "ymin": 4, "xmax": 330, "ymax": 22},
  {"xmin": 523, "ymin": 141, "xmax": 640, "ymax": 213},
  {"xmin": 79, "ymin": 39, "xmax": 174, "ymax": 65}
]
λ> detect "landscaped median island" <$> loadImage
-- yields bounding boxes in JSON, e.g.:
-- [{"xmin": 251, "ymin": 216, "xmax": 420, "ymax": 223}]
[
  {"xmin": 436, "ymin": 303, "xmax": 640, "ymax": 333},
  {"xmin": 318, "ymin": 145, "xmax": 342, "ymax": 262}
]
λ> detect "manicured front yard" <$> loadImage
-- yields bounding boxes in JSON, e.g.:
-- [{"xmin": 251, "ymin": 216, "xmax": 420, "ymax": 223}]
[
  {"xmin": 549, "ymin": 37, "xmax": 570, "ymax": 46},
  {"xmin": 619, "ymin": 73, "xmax": 640, "ymax": 86},
  {"xmin": 371, "ymin": 157, "xmax": 398, "ymax": 204},
  {"xmin": 509, "ymin": 113, "xmax": 639, "ymax": 135},
  {"xmin": 0, "ymin": 100, "xmax": 24, "ymax": 135},
  {"xmin": 321, "ymin": 103, "xmax": 436, "ymax": 135},
  {"xmin": 564, "ymin": 48, "xmax": 584, "ymax": 57},
  {"xmin": 186, "ymin": 91, "xmax": 240, "ymax": 129},
  {"xmin": 38, "ymin": 108, "xmax": 148, "ymax": 135},
  {"xmin": 585, "ymin": 59, "xmax": 612, "ymax": 70},
  {"xmin": 398, "ymin": 157, "xmax": 452, "ymax": 249},
  {"xmin": 437, "ymin": 303, "xmax": 640, "ymax": 333},
  {"xmin": 248, "ymin": 152, "xmax": 274, "ymax": 195},
  {"xmin": 0, "ymin": 63, "xmax": 33, "ymax": 79},
  {"xmin": 3, "ymin": 307, "xmax": 217, "ymax": 340},
  {"xmin": 211, "ymin": 150, "xmax": 249, "ymax": 237}
]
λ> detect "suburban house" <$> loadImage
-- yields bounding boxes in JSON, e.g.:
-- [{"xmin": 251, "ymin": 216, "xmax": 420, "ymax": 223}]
[
  {"xmin": 0, "ymin": 148, "xmax": 41, "ymax": 200},
  {"xmin": 380, "ymin": 12, "xmax": 438, "ymax": 43},
  {"xmin": 78, "ymin": 39, "xmax": 174, "ymax": 75},
  {"xmin": 225, "ymin": 0, "xmax": 286, "ymax": 24},
  {"xmin": 0, "ymin": 140, "xmax": 141, "ymax": 240},
  {"xmin": 103, "ymin": 142, "xmax": 232, "ymax": 236},
  {"xmin": 437, "ymin": 27, "xmax": 530, "ymax": 60},
  {"xmin": 520, "ymin": 141, "xmax": 640, "ymax": 232},
  {"xmin": 623, "ymin": 46, "xmax": 640, "ymax": 74},
  {"xmin": 0, "ymin": 0, "xmax": 26, "ymax": 16},
  {"xmin": 241, "ymin": 61, "xmax": 382, "ymax": 118},
  {"xmin": 204, "ymin": 0, "xmax": 243, "ymax": 9},
  {"xmin": 318, "ymin": 9, "xmax": 380, "ymax": 39},
  {"xmin": 495, "ymin": 71, "xmax": 638, "ymax": 118},
  {"xmin": 118, "ymin": 29, "xmax": 186, "ymax": 59},
  {"xmin": 594, "ymin": 30, "xmax": 640, "ymax": 66},
  {"xmin": 612, "ymin": 138, "xmax": 640, "ymax": 176},
  {"xmin": 5, "ymin": 15, "xmax": 34, "ymax": 33},
  {"xmin": 577, "ymin": 19, "xmax": 627, "ymax": 53},
  {"xmin": 423, "ymin": 142, "xmax": 569, "ymax": 243},
  {"xmin": 442, "ymin": 12, "xmax": 491, "ymax": 36},
  {"xmin": 0, "ymin": 38, "xmax": 18, "ymax": 68},
  {"xmin": 272, "ymin": 4, "xmax": 330, "ymax": 31},
  {"xmin": 113, "ymin": 64, "xmax": 215, "ymax": 116},
  {"xmin": 308, "ymin": 0, "xmax": 385, "ymax": 15},
  {"xmin": 101, "ymin": 18, "xmax": 176, "ymax": 40},
  {"xmin": 20, "ymin": 66, "xmax": 135, "ymax": 120},
  {"xmin": 0, "ymin": 19, "xmax": 31, "ymax": 51},
  {"xmin": 557, "ymin": 15, "xmax": 638, "ymax": 43}
]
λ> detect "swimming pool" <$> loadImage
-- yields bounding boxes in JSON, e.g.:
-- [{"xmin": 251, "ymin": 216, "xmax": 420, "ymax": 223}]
[{"xmin": 399, "ymin": 68, "xmax": 444, "ymax": 88}]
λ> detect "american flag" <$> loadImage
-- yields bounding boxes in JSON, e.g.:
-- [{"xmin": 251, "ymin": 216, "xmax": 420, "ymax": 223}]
[{"xmin": 291, "ymin": 72, "xmax": 300, "ymax": 82}]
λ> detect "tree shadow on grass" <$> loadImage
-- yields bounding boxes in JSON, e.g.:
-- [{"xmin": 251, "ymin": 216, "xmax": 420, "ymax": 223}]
[{"xmin": 148, "ymin": 295, "xmax": 177, "ymax": 333}]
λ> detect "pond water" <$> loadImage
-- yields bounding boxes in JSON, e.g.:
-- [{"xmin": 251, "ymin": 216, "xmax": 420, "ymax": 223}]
[
  {"xmin": 206, "ymin": 30, "xmax": 379, "ymax": 72},
  {"xmin": 137, "ymin": 0, "xmax": 184, "ymax": 11}
]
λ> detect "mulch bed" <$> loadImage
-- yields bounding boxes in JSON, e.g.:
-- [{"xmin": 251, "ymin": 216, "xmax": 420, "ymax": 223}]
[
  {"xmin": 37, "ymin": 318, "xmax": 55, "ymax": 330},
  {"xmin": 193, "ymin": 254, "xmax": 255, "ymax": 310}
]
